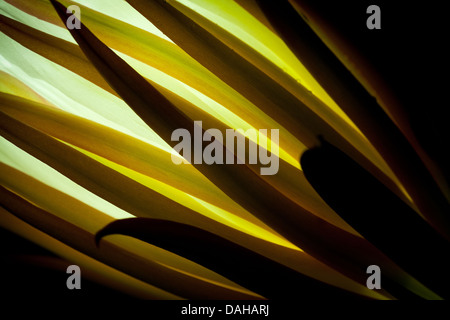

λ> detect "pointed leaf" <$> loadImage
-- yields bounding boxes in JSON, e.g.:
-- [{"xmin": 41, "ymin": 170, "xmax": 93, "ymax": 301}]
[
  {"xmin": 301, "ymin": 138, "xmax": 450, "ymax": 298},
  {"xmin": 96, "ymin": 217, "xmax": 372, "ymax": 299}
]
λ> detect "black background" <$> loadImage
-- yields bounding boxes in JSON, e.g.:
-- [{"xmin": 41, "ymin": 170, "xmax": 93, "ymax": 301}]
[{"xmin": 299, "ymin": 0, "xmax": 449, "ymax": 176}]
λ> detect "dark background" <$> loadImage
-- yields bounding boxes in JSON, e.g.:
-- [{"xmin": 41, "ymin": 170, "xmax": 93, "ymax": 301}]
[{"xmin": 298, "ymin": 0, "xmax": 449, "ymax": 178}]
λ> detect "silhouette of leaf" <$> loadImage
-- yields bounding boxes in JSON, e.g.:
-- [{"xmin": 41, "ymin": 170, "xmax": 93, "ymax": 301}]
[
  {"xmin": 0, "ymin": 184, "xmax": 261, "ymax": 299},
  {"xmin": 0, "ymin": 14, "xmax": 117, "ymax": 96},
  {"xmin": 96, "ymin": 217, "xmax": 369, "ymax": 299},
  {"xmin": 258, "ymin": 0, "xmax": 450, "ymax": 238},
  {"xmin": 301, "ymin": 137, "xmax": 450, "ymax": 298}
]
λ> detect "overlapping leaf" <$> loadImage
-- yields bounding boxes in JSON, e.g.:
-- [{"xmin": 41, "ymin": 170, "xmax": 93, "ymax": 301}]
[{"xmin": 1, "ymin": 0, "xmax": 448, "ymax": 300}]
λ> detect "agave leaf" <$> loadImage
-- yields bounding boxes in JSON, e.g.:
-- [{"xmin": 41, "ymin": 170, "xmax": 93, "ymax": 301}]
[
  {"xmin": 233, "ymin": 0, "xmax": 278, "ymax": 33},
  {"xmin": 0, "ymin": 70, "xmax": 52, "ymax": 105},
  {"xmin": 0, "ymin": 14, "xmax": 117, "ymax": 96},
  {"xmin": 0, "ymin": 32, "xmax": 163, "ymax": 148},
  {"xmin": 169, "ymin": 0, "xmax": 348, "ymax": 118},
  {"xmin": 3, "ymin": 0, "xmax": 306, "ymax": 162},
  {"xmin": 120, "ymin": 0, "xmax": 310, "ymax": 143},
  {"xmin": 0, "ymin": 110, "xmax": 203, "ymax": 223},
  {"xmin": 0, "ymin": 92, "xmax": 268, "ymax": 228}
]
